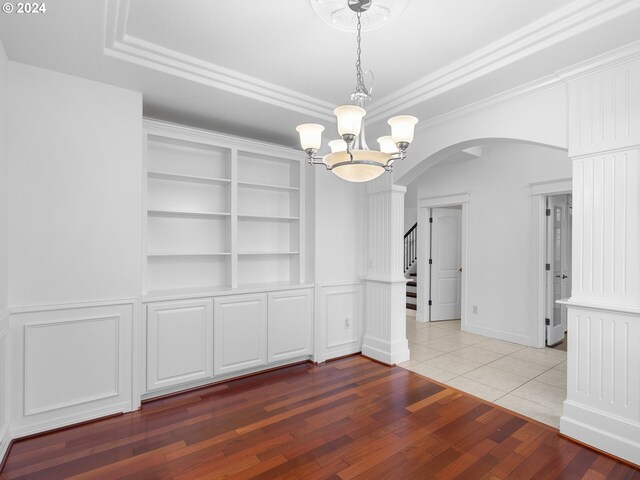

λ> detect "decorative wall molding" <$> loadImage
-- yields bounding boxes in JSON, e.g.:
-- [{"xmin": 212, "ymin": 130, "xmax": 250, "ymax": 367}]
[
  {"xmin": 561, "ymin": 305, "xmax": 640, "ymax": 464},
  {"xmin": 368, "ymin": 0, "xmax": 640, "ymax": 124},
  {"xmin": 530, "ymin": 178, "xmax": 572, "ymax": 196},
  {"xmin": 104, "ymin": 0, "xmax": 334, "ymax": 123},
  {"xmin": 104, "ymin": 0, "xmax": 640, "ymax": 137},
  {"xmin": 23, "ymin": 316, "xmax": 120, "ymax": 416},
  {"xmin": 317, "ymin": 283, "xmax": 363, "ymax": 363},
  {"xmin": 415, "ymin": 41, "xmax": 640, "ymax": 136}
]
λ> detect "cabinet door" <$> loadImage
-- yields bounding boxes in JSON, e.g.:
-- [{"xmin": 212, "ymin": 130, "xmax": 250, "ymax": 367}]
[
  {"xmin": 268, "ymin": 289, "xmax": 313, "ymax": 363},
  {"xmin": 147, "ymin": 299, "xmax": 213, "ymax": 392},
  {"xmin": 214, "ymin": 294, "xmax": 267, "ymax": 376},
  {"xmin": 319, "ymin": 284, "xmax": 363, "ymax": 362}
]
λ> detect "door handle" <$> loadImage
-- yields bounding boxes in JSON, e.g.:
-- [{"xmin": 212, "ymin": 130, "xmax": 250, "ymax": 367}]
[
  {"xmin": 458, "ymin": 267, "xmax": 462, "ymax": 272},
  {"xmin": 562, "ymin": 275, "xmax": 568, "ymax": 279}
]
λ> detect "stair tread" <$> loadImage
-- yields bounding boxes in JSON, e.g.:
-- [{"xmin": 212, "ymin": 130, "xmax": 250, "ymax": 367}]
[
  {"xmin": 407, "ymin": 281, "xmax": 417, "ymax": 287},
  {"xmin": 406, "ymin": 292, "xmax": 417, "ymax": 298},
  {"xmin": 409, "ymin": 273, "xmax": 417, "ymax": 277},
  {"xmin": 406, "ymin": 303, "xmax": 417, "ymax": 310}
]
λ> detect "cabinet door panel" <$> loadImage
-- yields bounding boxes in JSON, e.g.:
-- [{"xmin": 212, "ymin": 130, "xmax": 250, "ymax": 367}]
[
  {"xmin": 214, "ymin": 294, "xmax": 267, "ymax": 375},
  {"xmin": 147, "ymin": 299, "xmax": 213, "ymax": 391},
  {"xmin": 268, "ymin": 290, "xmax": 312, "ymax": 363}
]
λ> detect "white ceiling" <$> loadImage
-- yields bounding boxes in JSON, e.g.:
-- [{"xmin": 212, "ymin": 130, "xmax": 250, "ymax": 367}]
[{"xmin": 1, "ymin": 0, "xmax": 640, "ymax": 148}]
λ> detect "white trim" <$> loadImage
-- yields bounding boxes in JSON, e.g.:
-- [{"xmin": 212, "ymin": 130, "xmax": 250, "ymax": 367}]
[
  {"xmin": 416, "ymin": 194, "xmax": 469, "ymax": 329},
  {"xmin": 464, "ymin": 322, "xmax": 534, "ymax": 346},
  {"xmin": 531, "ymin": 182, "xmax": 572, "ymax": 348},
  {"xmin": 530, "ymin": 178, "xmax": 572, "ymax": 196},
  {"xmin": 144, "ymin": 119, "xmax": 302, "ymax": 161},
  {"xmin": 9, "ymin": 298, "xmax": 138, "ymax": 315},
  {"xmin": 104, "ymin": 0, "xmax": 334, "ymax": 123},
  {"xmin": 556, "ymin": 39, "xmax": 640, "ymax": 82},
  {"xmin": 367, "ymin": 0, "xmax": 640, "ymax": 124},
  {"xmin": 418, "ymin": 193, "xmax": 470, "ymax": 208},
  {"xmin": 10, "ymin": 402, "xmax": 131, "ymax": 439},
  {"xmin": 557, "ymin": 298, "xmax": 640, "ymax": 315},
  {"xmin": 0, "ymin": 421, "xmax": 10, "ymax": 468},
  {"xmin": 561, "ymin": 400, "xmax": 640, "ymax": 466}
]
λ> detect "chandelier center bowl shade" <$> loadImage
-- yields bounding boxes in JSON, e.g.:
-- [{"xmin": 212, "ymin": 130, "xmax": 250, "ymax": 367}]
[{"xmin": 308, "ymin": 0, "xmax": 411, "ymax": 32}]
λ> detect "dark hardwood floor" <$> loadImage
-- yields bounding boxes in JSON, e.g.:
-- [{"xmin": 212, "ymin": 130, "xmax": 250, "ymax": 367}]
[{"xmin": 2, "ymin": 356, "xmax": 639, "ymax": 479}]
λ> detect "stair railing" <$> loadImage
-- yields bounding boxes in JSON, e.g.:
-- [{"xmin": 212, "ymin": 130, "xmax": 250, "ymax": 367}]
[{"xmin": 404, "ymin": 222, "xmax": 417, "ymax": 273}]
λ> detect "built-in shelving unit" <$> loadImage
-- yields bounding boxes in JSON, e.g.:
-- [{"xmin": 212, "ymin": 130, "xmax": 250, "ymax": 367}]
[{"xmin": 143, "ymin": 120, "xmax": 306, "ymax": 296}]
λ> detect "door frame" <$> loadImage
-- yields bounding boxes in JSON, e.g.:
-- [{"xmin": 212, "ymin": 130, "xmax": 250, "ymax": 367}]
[
  {"xmin": 417, "ymin": 194, "xmax": 469, "ymax": 329},
  {"xmin": 531, "ymin": 179, "xmax": 572, "ymax": 348}
]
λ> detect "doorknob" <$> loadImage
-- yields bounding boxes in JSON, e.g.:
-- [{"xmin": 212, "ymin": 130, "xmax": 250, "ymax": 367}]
[
  {"xmin": 562, "ymin": 274, "xmax": 568, "ymax": 279},
  {"xmin": 458, "ymin": 267, "xmax": 462, "ymax": 272}
]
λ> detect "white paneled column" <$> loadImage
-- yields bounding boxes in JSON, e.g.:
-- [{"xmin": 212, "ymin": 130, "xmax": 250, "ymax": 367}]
[
  {"xmin": 362, "ymin": 175, "xmax": 410, "ymax": 365},
  {"xmin": 560, "ymin": 56, "xmax": 640, "ymax": 465}
]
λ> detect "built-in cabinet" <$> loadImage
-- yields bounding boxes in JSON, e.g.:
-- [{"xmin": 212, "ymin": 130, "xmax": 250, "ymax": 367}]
[
  {"xmin": 142, "ymin": 119, "xmax": 315, "ymax": 398},
  {"xmin": 145, "ymin": 288, "xmax": 312, "ymax": 396}
]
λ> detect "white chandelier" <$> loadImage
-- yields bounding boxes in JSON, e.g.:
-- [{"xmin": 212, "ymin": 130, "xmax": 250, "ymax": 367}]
[{"xmin": 296, "ymin": 0, "xmax": 418, "ymax": 183}]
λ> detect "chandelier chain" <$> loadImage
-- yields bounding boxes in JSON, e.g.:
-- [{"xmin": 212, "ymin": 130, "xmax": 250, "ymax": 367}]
[{"xmin": 354, "ymin": 11, "xmax": 367, "ymax": 95}]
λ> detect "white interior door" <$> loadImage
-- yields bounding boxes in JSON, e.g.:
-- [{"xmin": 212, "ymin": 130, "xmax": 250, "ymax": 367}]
[
  {"xmin": 546, "ymin": 195, "xmax": 571, "ymax": 346},
  {"xmin": 430, "ymin": 207, "xmax": 462, "ymax": 321}
]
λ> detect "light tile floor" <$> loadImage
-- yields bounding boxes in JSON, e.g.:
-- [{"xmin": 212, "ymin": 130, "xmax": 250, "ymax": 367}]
[{"xmin": 399, "ymin": 313, "xmax": 567, "ymax": 428}]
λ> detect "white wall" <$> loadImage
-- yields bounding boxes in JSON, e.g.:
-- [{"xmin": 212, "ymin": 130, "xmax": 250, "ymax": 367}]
[
  {"xmin": 417, "ymin": 142, "xmax": 570, "ymax": 344},
  {"xmin": 8, "ymin": 63, "xmax": 143, "ymax": 307},
  {"xmin": 0, "ymin": 40, "xmax": 9, "ymax": 461},
  {"xmin": 315, "ymin": 171, "xmax": 366, "ymax": 283}
]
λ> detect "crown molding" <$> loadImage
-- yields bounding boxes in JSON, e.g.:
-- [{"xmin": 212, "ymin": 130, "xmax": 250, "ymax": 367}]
[
  {"xmin": 416, "ymin": 38, "xmax": 640, "ymax": 132},
  {"xmin": 103, "ymin": 0, "xmax": 335, "ymax": 123},
  {"xmin": 367, "ymin": 0, "xmax": 640, "ymax": 123},
  {"xmin": 556, "ymin": 39, "xmax": 640, "ymax": 81}
]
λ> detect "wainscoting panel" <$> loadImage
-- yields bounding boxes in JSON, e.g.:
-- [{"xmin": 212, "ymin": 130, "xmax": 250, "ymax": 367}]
[
  {"xmin": 561, "ymin": 305, "xmax": 640, "ymax": 464},
  {"xmin": 571, "ymin": 149, "xmax": 640, "ymax": 306},
  {"xmin": 318, "ymin": 283, "xmax": 363, "ymax": 363},
  {"xmin": 9, "ymin": 302, "xmax": 134, "ymax": 437},
  {"xmin": 568, "ymin": 58, "xmax": 640, "ymax": 157}
]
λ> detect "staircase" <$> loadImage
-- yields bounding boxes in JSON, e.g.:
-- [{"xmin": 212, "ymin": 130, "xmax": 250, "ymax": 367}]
[{"xmin": 404, "ymin": 223, "xmax": 417, "ymax": 310}]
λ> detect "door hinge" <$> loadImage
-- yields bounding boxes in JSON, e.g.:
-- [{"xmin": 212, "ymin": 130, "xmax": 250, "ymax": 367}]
[
  {"xmin": 428, "ymin": 258, "xmax": 433, "ymax": 265},
  {"xmin": 429, "ymin": 217, "xmax": 433, "ymax": 223},
  {"xmin": 546, "ymin": 208, "xmax": 551, "ymax": 216},
  {"xmin": 428, "ymin": 300, "xmax": 433, "ymax": 306},
  {"xmin": 545, "ymin": 263, "xmax": 551, "ymax": 271},
  {"xmin": 545, "ymin": 318, "xmax": 550, "ymax": 326}
]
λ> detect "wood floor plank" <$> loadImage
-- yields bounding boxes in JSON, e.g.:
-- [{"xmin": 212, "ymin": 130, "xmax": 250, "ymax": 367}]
[{"xmin": 1, "ymin": 356, "xmax": 638, "ymax": 480}]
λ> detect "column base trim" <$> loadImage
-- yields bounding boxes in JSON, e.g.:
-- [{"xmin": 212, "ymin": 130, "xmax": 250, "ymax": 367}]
[
  {"xmin": 561, "ymin": 400, "xmax": 640, "ymax": 466},
  {"xmin": 0, "ymin": 421, "xmax": 11, "ymax": 473},
  {"xmin": 361, "ymin": 334, "xmax": 410, "ymax": 366}
]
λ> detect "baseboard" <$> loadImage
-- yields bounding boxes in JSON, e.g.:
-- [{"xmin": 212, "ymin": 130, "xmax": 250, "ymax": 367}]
[
  {"xmin": 561, "ymin": 400, "xmax": 640, "ymax": 466},
  {"xmin": 10, "ymin": 402, "xmax": 131, "ymax": 439},
  {"xmin": 463, "ymin": 322, "xmax": 532, "ymax": 347},
  {"xmin": 0, "ymin": 421, "xmax": 11, "ymax": 472},
  {"xmin": 361, "ymin": 334, "xmax": 410, "ymax": 366}
]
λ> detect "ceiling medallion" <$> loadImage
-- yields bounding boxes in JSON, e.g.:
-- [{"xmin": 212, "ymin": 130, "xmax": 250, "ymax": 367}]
[
  {"xmin": 296, "ymin": 0, "xmax": 417, "ymax": 183},
  {"xmin": 309, "ymin": 0, "xmax": 410, "ymax": 32}
]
